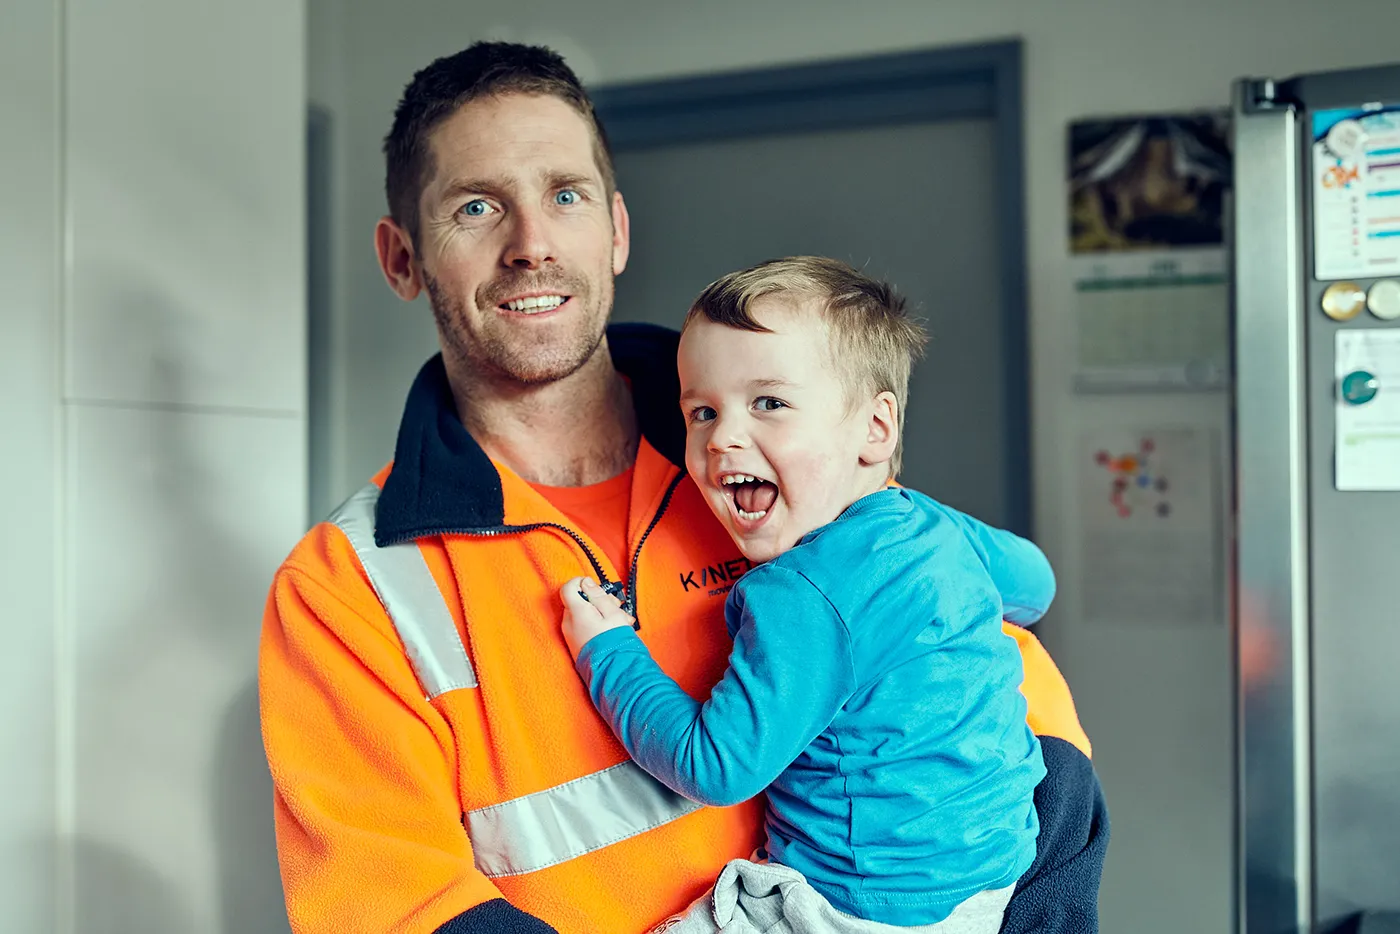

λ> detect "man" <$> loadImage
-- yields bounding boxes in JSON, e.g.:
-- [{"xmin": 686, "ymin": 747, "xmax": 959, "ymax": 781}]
[{"xmin": 259, "ymin": 42, "xmax": 1107, "ymax": 934}]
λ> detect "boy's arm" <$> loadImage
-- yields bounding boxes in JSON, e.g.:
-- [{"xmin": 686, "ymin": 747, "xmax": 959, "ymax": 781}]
[
  {"xmin": 566, "ymin": 567, "xmax": 855, "ymax": 807},
  {"xmin": 922, "ymin": 495, "xmax": 1056, "ymax": 624}
]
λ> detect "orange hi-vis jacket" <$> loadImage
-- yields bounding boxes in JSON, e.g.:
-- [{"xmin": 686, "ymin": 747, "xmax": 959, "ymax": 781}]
[{"xmin": 259, "ymin": 325, "xmax": 1107, "ymax": 934}]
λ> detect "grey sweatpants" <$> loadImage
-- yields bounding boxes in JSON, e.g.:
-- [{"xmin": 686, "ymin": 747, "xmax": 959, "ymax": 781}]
[{"xmin": 649, "ymin": 859, "xmax": 1014, "ymax": 934}]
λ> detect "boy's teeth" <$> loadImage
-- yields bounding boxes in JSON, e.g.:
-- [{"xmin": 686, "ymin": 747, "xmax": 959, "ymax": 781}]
[
  {"xmin": 722, "ymin": 474, "xmax": 757, "ymax": 485},
  {"xmin": 737, "ymin": 507, "xmax": 768, "ymax": 521},
  {"xmin": 505, "ymin": 295, "xmax": 565, "ymax": 313}
]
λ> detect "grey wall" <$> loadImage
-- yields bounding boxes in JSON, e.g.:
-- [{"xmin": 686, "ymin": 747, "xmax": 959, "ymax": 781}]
[
  {"xmin": 3, "ymin": 0, "xmax": 308, "ymax": 929},
  {"xmin": 1, "ymin": 2, "xmax": 62, "ymax": 930}
]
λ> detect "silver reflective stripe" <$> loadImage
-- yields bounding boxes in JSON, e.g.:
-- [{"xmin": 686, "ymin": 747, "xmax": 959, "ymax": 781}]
[
  {"xmin": 330, "ymin": 485, "xmax": 695, "ymax": 874},
  {"xmin": 329, "ymin": 484, "xmax": 478, "ymax": 698},
  {"xmin": 467, "ymin": 760, "xmax": 703, "ymax": 878}
]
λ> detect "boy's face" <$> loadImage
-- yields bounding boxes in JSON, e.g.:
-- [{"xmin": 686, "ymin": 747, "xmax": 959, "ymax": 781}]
[{"xmin": 678, "ymin": 297, "xmax": 892, "ymax": 564}]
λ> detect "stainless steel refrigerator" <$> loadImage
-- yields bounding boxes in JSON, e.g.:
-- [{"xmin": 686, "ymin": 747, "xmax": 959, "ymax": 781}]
[{"xmin": 1233, "ymin": 65, "xmax": 1400, "ymax": 934}]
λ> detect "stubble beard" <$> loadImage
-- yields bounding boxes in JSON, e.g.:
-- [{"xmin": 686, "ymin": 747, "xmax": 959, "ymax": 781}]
[{"xmin": 423, "ymin": 266, "xmax": 612, "ymax": 388}]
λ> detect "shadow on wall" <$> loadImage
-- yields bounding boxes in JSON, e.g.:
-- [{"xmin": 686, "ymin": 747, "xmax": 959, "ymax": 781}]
[
  {"xmin": 66, "ymin": 717, "xmax": 287, "ymax": 934},
  {"xmin": 72, "ymin": 269, "xmax": 292, "ymax": 932},
  {"xmin": 70, "ymin": 835, "xmax": 198, "ymax": 934},
  {"xmin": 70, "ymin": 800, "xmax": 289, "ymax": 933},
  {"xmin": 215, "ymin": 682, "xmax": 289, "ymax": 933},
  {"xmin": 148, "ymin": 354, "xmax": 291, "ymax": 933}
]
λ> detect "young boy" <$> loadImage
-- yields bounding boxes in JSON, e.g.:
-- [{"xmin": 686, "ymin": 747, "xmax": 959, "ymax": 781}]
[{"xmin": 560, "ymin": 257, "xmax": 1054, "ymax": 933}]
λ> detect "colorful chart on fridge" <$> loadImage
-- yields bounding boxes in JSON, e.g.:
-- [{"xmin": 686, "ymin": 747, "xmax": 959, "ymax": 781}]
[{"xmin": 1313, "ymin": 105, "xmax": 1400, "ymax": 280}]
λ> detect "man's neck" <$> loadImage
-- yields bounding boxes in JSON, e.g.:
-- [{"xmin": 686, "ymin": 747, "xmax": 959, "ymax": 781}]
[{"xmin": 446, "ymin": 346, "xmax": 639, "ymax": 487}]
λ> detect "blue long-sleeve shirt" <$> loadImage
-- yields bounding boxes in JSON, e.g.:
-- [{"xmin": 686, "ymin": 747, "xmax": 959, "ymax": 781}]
[{"xmin": 576, "ymin": 488, "xmax": 1051, "ymax": 925}]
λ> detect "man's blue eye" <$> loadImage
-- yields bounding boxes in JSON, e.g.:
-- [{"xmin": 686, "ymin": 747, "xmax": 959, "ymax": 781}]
[
  {"xmin": 555, "ymin": 190, "xmax": 579, "ymax": 205},
  {"xmin": 462, "ymin": 200, "xmax": 493, "ymax": 217}
]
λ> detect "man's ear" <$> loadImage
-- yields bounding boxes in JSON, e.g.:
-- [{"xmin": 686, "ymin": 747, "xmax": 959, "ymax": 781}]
[
  {"xmin": 610, "ymin": 190, "xmax": 631, "ymax": 277},
  {"xmin": 375, "ymin": 215, "xmax": 422, "ymax": 301},
  {"xmin": 859, "ymin": 391, "xmax": 900, "ymax": 469}
]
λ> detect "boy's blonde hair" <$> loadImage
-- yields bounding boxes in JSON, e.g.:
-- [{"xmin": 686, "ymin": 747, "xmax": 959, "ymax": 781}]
[{"xmin": 683, "ymin": 256, "xmax": 928, "ymax": 476}]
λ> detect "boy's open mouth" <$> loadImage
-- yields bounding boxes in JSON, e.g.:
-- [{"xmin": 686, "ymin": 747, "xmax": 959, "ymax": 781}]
[{"xmin": 721, "ymin": 474, "xmax": 778, "ymax": 521}]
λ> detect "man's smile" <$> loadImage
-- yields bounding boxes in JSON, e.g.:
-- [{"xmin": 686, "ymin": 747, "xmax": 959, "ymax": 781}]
[{"xmin": 500, "ymin": 292, "xmax": 570, "ymax": 315}]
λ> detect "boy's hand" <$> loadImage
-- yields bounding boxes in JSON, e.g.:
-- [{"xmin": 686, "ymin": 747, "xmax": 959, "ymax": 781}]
[{"xmin": 560, "ymin": 577, "xmax": 634, "ymax": 660}]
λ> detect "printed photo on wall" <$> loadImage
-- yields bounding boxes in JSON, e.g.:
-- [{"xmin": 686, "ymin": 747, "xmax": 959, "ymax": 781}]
[
  {"xmin": 1068, "ymin": 112, "xmax": 1231, "ymax": 253},
  {"xmin": 1076, "ymin": 428, "xmax": 1223, "ymax": 627}
]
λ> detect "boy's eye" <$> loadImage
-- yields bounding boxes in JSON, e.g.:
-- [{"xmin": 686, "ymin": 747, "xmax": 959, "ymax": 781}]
[
  {"xmin": 555, "ymin": 189, "xmax": 580, "ymax": 206},
  {"xmin": 754, "ymin": 397, "xmax": 786, "ymax": 412},
  {"xmin": 688, "ymin": 406, "xmax": 716, "ymax": 423},
  {"xmin": 460, "ymin": 199, "xmax": 495, "ymax": 218}
]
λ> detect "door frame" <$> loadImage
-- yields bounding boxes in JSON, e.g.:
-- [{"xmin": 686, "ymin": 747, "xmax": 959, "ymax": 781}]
[{"xmin": 592, "ymin": 40, "xmax": 1032, "ymax": 536}]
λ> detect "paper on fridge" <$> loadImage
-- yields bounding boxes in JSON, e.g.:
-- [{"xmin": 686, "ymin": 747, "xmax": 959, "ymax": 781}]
[
  {"xmin": 1336, "ymin": 329, "xmax": 1400, "ymax": 491},
  {"xmin": 1313, "ymin": 105, "xmax": 1400, "ymax": 281}
]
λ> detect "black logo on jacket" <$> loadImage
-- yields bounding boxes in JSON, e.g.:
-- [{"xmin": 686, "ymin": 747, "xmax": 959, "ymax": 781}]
[{"xmin": 679, "ymin": 557, "xmax": 754, "ymax": 598}]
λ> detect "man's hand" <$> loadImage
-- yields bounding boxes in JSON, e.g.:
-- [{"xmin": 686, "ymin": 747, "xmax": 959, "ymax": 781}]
[{"xmin": 560, "ymin": 577, "xmax": 635, "ymax": 660}]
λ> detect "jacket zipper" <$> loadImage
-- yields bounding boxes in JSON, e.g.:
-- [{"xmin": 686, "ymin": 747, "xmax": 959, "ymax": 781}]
[
  {"xmin": 436, "ymin": 523, "xmax": 614, "ymax": 588},
  {"xmin": 407, "ymin": 468, "xmax": 687, "ymax": 630},
  {"xmin": 621, "ymin": 470, "xmax": 687, "ymax": 623}
]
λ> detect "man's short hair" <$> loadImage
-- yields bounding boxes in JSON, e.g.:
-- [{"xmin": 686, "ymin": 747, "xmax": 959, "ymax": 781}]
[
  {"xmin": 383, "ymin": 41, "xmax": 615, "ymax": 246},
  {"xmin": 684, "ymin": 256, "xmax": 928, "ymax": 476}
]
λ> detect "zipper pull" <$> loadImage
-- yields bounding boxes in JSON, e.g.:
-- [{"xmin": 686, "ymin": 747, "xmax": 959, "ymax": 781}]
[
  {"xmin": 580, "ymin": 579, "xmax": 639, "ymax": 630},
  {"xmin": 602, "ymin": 580, "xmax": 640, "ymax": 629}
]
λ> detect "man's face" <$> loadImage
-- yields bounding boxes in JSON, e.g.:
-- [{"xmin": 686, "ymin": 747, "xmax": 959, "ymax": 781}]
[{"xmin": 414, "ymin": 93, "xmax": 629, "ymax": 386}]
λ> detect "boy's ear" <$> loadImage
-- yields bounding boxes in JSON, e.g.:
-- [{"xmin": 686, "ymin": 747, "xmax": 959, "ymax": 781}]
[{"xmin": 859, "ymin": 391, "xmax": 899, "ymax": 468}]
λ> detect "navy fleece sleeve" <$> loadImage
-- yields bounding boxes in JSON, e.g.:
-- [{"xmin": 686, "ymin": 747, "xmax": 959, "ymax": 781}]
[
  {"xmin": 1000, "ymin": 737, "xmax": 1109, "ymax": 934},
  {"xmin": 576, "ymin": 566, "xmax": 856, "ymax": 807},
  {"xmin": 433, "ymin": 898, "xmax": 559, "ymax": 934}
]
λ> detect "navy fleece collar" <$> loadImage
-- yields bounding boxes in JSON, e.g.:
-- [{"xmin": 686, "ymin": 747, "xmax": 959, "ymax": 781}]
[{"xmin": 374, "ymin": 322, "xmax": 685, "ymax": 547}]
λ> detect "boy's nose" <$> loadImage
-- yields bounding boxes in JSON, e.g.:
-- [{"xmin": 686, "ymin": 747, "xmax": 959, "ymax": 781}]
[{"xmin": 706, "ymin": 413, "xmax": 748, "ymax": 452}]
